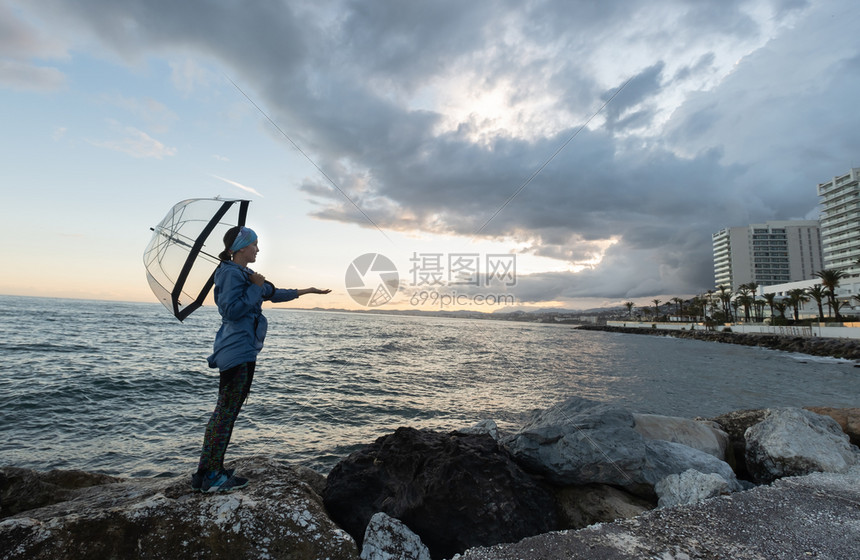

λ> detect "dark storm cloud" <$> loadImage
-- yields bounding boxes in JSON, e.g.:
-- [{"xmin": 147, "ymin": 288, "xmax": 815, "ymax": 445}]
[
  {"xmin": 14, "ymin": 0, "xmax": 857, "ymax": 304},
  {"xmin": 336, "ymin": 0, "xmax": 497, "ymax": 88},
  {"xmin": 601, "ymin": 62, "xmax": 665, "ymax": 131}
]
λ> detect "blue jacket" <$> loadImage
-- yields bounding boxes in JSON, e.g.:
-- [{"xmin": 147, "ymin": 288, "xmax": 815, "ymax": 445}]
[{"xmin": 207, "ymin": 261, "xmax": 298, "ymax": 371}]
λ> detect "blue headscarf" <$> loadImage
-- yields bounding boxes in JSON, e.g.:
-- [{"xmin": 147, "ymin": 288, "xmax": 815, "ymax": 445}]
[{"xmin": 230, "ymin": 226, "xmax": 257, "ymax": 252}]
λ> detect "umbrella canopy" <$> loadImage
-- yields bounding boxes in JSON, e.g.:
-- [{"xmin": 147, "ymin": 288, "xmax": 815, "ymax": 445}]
[{"xmin": 144, "ymin": 198, "xmax": 249, "ymax": 321}]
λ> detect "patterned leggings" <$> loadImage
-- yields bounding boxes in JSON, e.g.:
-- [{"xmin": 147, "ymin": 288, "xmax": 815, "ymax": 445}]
[{"xmin": 197, "ymin": 362, "xmax": 255, "ymax": 473}]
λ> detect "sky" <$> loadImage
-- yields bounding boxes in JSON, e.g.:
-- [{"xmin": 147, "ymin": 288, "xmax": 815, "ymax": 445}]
[{"xmin": 2, "ymin": 0, "xmax": 859, "ymax": 314}]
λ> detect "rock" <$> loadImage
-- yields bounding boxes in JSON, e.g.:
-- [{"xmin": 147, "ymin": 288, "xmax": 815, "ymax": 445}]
[
  {"xmin": 294, "ymin": 464, "xmax": 327, "ymax": 497},
  {"xmin": 323, "ymin": 427, "xmax": 558, "ymax": 560},
  {"xmin": 745, "ymin": 408, "xmax": 860, "ymax": 484},
  {"xmin": 0, "ymin": 457, "xmax": 358, "ymax": 560},
  {"xmin": 502, "ymin": 397, "xmax": 647, "ymax": 488},
  {"xmin": 641, "ymin": 440, "xmax": 741, "ymax": 493},
  {"xmin": 504, "ymin": 397, "xmax": 741, "ymax": 497},
  {"xmin": 633, "ymin": 413, "xmax": 730, "ymax": 460},
  {"xmin": 361, "ymin": 512, "xmax": 431, "ymax": 560},
  {"xmin": 456, "ymin": 419, "xmax": 500, "ymax": 441},
  {"xmin": 709, "ymin": 408, "xmax": 768, "ymax": 480},
  {"xmin": 453, "ymin": 466, "xmax": 860, "ymax": 559},
  {"xmin": 805, "ymin": 407, "xmax": 860, "ymax": 447},
  {"xmin": 554, "ymin": 484, "xmax": 654, "ymax": 529},
  {"xmin": 709, "ymin": 408, "xmax": 768, "ymax": 444},
  {"xmin": 655, "ymin": 469, "xmax": 731, "ymax": 508},
  {"xmin": 0, "ymin": 467, "xmax": 122, "ymax": 519}
]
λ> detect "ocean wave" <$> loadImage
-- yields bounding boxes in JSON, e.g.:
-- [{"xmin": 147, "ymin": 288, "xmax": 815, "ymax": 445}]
[{"xmin": 0, "ymin": 342, "xmax": 98, "ymax": 353}]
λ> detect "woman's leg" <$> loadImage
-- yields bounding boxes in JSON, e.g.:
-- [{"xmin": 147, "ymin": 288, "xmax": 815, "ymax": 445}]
[{"xmin": 197, "ymin": 362, "xmax": 256, "ymax": 473}]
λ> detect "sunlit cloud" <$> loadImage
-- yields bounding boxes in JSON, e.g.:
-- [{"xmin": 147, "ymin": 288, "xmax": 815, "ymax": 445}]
[{"xmin": 211, "ymin": 174, "xmax": 264, "ymax": 198}]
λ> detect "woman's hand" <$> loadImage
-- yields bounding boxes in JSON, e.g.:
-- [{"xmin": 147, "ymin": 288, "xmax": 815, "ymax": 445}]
[
  {"xmin": 249, "ymin": 272, "xmax": 266, "ymax": 286},
  {"xmin": 298, "ymin": 287, "xmax": 331, "ymax": 295}
]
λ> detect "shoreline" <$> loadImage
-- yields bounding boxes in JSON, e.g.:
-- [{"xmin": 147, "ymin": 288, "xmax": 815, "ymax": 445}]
[{"xmin": 575, "ymin": 324, "xmax": 860, "ymax": 362}]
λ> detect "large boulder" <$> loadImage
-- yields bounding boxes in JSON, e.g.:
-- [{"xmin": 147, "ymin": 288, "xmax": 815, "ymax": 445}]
[
  {"xmin": 805, "ymin": 407, "xmax": 860, "ymax": 447},
  {"xmin": 633, "ymin": 413, "xmax": 730, "ymax": 461},
  {"xmin": 502, "ymin": 397, "xmax": 648, "ymax": 488},
  {"xmin": 0, "ymin": 457, "xmax": 358, "ymax": 560},
  {"xmin": 504, "ymin": 397, "xmax": 741, "ymax": 496},
  {"xmin": 323, "ymin": 427, "xmax": 558, "ymax": 560},
  {"xmin": 745, "ymin": 408, "xmax": 860, "ymax": 484}
]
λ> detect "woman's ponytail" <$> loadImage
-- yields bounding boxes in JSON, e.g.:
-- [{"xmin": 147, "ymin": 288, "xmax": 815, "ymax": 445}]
[{"xmin": 219, "ymin": 226, "xmax": 242, "ymax": 261}]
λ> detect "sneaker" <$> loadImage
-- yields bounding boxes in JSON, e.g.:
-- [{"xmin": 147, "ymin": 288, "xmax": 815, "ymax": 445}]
[
  {"xmin": 191, "ymin": 468, "xmax": 234, "ymax": 492},
  {"xmin": 201, "ymin": 469, "xmax": 249, "ymax": 493}
]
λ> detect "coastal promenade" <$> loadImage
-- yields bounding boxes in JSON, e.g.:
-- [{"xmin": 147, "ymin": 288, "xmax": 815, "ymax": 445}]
[
  {"xmin": 602, "ymin": 320, "xmax": 860, "ymax": 339},
  {"xmin": 579, "ymin": 323, "xmax": 860, "ymax": 361}
]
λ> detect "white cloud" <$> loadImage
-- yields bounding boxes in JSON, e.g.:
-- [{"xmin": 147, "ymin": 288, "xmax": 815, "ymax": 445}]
[
  {"xmin": 101, "ymin": 94, "xmax": 178, "ymax": 134},
  {"xmin": 211, "ymin": 174, "xmax": 264, "ymax": 198},
  {"xmin": 0, "ymin": 58, "xmax": 64, "ymax": 90},
  {"xmin": 88, "ymin": 122, "xmax": 176, "ymax": 159},
  {"xmin": 169, "ymin": 57, "xmax": 214, "ymax": 96}
]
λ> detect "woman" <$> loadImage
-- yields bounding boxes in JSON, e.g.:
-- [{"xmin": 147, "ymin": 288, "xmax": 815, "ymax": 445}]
[{"xmin": 193, "ymin": 225, "xmax": 330, "ymax": 492}]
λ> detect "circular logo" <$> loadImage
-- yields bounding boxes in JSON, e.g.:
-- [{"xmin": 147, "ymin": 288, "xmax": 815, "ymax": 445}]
[{"xmin": 345, "ymin": 253, "xmax": 399, "ymax": 307}]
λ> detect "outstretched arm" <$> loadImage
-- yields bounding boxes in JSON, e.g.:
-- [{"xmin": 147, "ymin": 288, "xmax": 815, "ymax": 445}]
[{"xmin": 258, "ymin": 276, "xmax": 331, "ymax": 303}]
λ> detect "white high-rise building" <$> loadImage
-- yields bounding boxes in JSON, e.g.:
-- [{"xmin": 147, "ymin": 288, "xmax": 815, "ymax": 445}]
[
  {"xmin": 817, "ymin": 168, "xmax": 860, "ymax": 278},
  {"xmin": 712, "ymin": 221, "xmax": 823, "ymax": 290}
]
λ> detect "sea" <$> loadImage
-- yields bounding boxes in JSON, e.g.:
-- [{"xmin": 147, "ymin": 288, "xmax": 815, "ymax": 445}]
[{"xmin": 1, "ymin": 295, "xmax": 857, "ymax": 478}]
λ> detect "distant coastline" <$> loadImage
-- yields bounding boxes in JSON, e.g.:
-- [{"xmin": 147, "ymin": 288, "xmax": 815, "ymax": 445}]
[{"xmin": 575, "ymin": 324, "xmax": 860, "ymax": 362}]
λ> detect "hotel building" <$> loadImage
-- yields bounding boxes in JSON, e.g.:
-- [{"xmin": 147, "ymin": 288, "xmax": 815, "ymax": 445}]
[
  {"xmin": 817, "ymin": 168, "xmax": 860, "ymax": 278},
  {"xmin": 712, "ymin": 221, "xmax": 823, "ymax": 290}
]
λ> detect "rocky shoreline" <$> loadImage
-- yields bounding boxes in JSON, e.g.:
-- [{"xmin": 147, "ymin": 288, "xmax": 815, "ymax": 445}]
[
  {"xmin": 2, "ymin": 399, "xmax": 859, "ymax": 559},
  {"xmin": 575, "ymin": 324, "xmax": 860, "ymax": 361}
]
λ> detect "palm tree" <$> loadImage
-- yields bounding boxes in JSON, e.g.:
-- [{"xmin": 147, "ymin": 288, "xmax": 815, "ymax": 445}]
[
  {"xmin": 763, "ymin": 292, "xmax": 777, "ymax": 321},
  {"xmin": 692, "ymin": 295, "xmax": 708, "ymax": 321},
  {"xmin": 834, "ymin": 299, "xmax": 853, "ymax": 321},
  {"xmin": 773, "ymin": 301, "xmax": 788, "ymax": 321},
  {"xmin": 815, "ymin": 269, "xmax": 848, "ymax": 320},
  {"xmin": 806, "ymin": 284, "xmax": 827, "ymax": 322},
  {"xmin": 747, "ymin": 281, "xmax": 759, "ymax": 299},
  {"xmin": 717, "ymin": 285, "xmax": 733, "ymax": 322},
  {"xmin": 744, "ymin": 282, "xmax": 760, "ymax": 320},
  {"xmin": 652, "ymin": 299, "xmax": 662, "ymax": 319},
  {"xmin": 670, "ymin": 297, "xmax": 684, "ymax": 318},
  {"xmin": 624, "ymin": 301, "xmax": 635, "ymax": 318},
  {"xmin": 786, "ymin": 288, "xmax": 809, "ymax": 322},
  {"xmin": 736, "ymin": 285, "xmax": 753, "ymax": 322}
]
